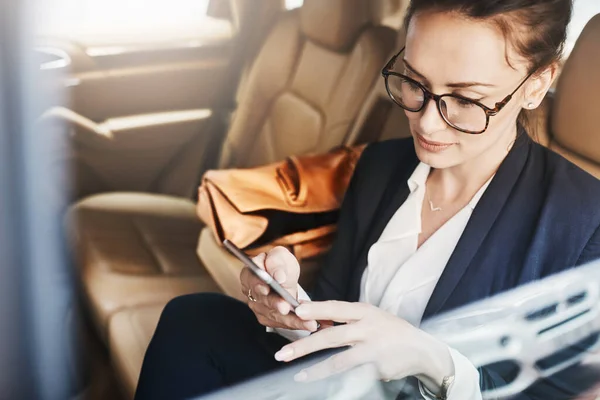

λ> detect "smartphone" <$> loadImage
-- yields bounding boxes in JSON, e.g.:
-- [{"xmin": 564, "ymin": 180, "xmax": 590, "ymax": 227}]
[{"xmin": 223, "ymin": 239, "xmax": 301, "ymax": 309}]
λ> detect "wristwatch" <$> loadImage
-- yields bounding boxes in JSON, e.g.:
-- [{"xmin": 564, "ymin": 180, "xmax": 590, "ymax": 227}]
[{"xmin": 419, "ymin": 374, "xmax": 455, "ymax": 400}]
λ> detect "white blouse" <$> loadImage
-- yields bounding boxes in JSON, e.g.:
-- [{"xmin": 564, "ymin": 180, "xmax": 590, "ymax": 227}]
[{"xmin": 273, "ymin": 162, "xmax": 493, "ymax": 400}]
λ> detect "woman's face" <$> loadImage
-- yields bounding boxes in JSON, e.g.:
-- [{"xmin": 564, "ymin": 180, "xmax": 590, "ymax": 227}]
[{"xmin": 403, "ymin": 11, "xmax": 536, "ymax": 169}]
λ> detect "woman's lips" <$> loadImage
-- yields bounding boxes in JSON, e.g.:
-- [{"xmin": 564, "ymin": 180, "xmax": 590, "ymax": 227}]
[{"xmin": 416, "ymin": 134, "xmax": 454, "ymax": 153}]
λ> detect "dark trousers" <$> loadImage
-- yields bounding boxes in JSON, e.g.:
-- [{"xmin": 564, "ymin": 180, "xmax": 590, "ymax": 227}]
[{"xmin": 134, "ymin": 293, "xmax": 292, "ymax": 400}]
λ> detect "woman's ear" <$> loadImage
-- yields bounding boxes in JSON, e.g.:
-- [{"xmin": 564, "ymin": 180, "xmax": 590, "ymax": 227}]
[{"xmin": 523, "ymin": 63, "xmax": 559, "ymax": 109}]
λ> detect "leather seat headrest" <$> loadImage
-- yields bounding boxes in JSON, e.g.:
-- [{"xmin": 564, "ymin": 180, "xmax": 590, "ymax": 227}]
[
  {"xmin": 300, "ymin": 0, "xmax": 372, "ymax": 51},
  {"xmin": 552, "ymin": 14, "xmax": 600, "ymax": 164}
]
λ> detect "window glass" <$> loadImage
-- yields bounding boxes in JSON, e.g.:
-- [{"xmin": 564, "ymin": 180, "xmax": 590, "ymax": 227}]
[
  {"xmin": 35, "ymin": 0, "xmax": 219, "ymax": 44},
  {"xmin": 285, "ymin": 0, "xmax": 304, "ymax": 11},
  {"xmin": 566, "ymin": 0, "xmax": 600, "ymax": 55}
]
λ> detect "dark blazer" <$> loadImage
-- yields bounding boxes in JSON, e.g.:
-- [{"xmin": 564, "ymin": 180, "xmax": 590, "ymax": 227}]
[{"xmin": 311, "ymin": 133, "xmax": 600, "ymax": 398}]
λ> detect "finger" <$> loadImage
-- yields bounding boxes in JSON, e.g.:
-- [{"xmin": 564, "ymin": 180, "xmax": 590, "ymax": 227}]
[
  {"xmin": 300, "ymin": 300, "xmax": 334, "ymax": 330},
  {"xmin": 274, "ymin": 324, "xmax": 362, "ymax": 362},
  {"xmin": 255, "ymin": 283, "xmax": 270, "ymax": 296},
  {"xmin": 259, "ymin": 294, "xmax": 292, "ymax": 315},
  {"xmin": 264, "ymin": 247, "xmax": 299, "ymax": 290},
  {"xmin": 243, "ymin": 252, "xmax": 268, "ymax": 289},
  {"xmin": 294, "ymin": 347, "xmax": 366, "ymax": 383},
  {"xmin": 294, "ymin": 301, "xmax": 370, "ymax": 323},
  {"xmin": 254, "ymin": 312, "xmax": 317, "ymax": 331},
  {"xmin": 240, "ymin": 267, "xmax": 269, "ymax": 298},
  {"xmin": 275, "ymin": 297, "xmax": 292, "ymax": 315},
  {"xmin": 251, "ymin": 252, "xmax": 267, "ymax": 270},
  {"xmin": 317, "ymin": 320, "xmax": 334, "ymax": 331},
  {"xmin": 249, "ymin": 302, "xmax": 317, "ymax": 331},
  {"xmin": 240, "ymin": 252, "xmax": 268, "ymax": 293},
  {"xmin": 239, "ymin": 265, "xmax": 257, "ymax": 289}
]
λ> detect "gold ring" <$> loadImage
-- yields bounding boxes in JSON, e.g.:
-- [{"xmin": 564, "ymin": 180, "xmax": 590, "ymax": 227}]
[{"xmin": 247, "ymin": 288, "xmax": 257, "ymax": 302}]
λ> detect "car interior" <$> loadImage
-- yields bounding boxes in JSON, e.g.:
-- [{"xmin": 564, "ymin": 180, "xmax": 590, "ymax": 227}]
[{"xmin": 33, "ymin": 0, "xmax": 600, "ymax": 398}]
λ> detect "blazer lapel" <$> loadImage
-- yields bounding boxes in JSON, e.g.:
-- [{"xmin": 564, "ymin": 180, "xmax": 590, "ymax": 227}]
[
  {"xmin": 423, "ymin": 134, "xmax": 532, "ymax": 319},
  {"xmin": 347, "ymin": 151, "xmax": 419, "ymax": 301}
]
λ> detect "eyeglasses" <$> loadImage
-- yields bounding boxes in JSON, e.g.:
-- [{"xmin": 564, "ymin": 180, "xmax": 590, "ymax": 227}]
[{"xmin": 381, "ymin": 47, "xmax": 534, "ymax": 134}]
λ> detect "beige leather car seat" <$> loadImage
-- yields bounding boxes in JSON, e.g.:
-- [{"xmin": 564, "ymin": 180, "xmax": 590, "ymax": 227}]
[
  {"xmin": 197, "ymin": 22, "xmax": 411, "ymax": 302},
  {"xmin": 217, "ymin": 0, "xmax": 396, "ymax": 168},
  {"xmin": 101, "ymin": 2, "xmax": 406, "ymax": 396},
  {"xmin": 70, "ymin": 0, "xmax": 396, "ymax": 336},
  {"xmin": 67, "ymin": 0, "xmax": 282, "ymax": 338},
  {"xmin": 543, "ymin": 14, "xmax": 600, "ymax": 178},
  {"xmin": 69, "ymin": 2, "xmax": 398, "ymax": 395}
]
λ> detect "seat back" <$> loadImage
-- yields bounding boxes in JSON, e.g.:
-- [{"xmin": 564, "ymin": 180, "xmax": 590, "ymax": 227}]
[
  {"xmin": 549, "ymin": 14, "xmax": 600, "ymax": 178},
  {"xmin": 345, "ymin": 27, "xmax": 412, "ymax": 145},
  {"xmin": 218, "ymin": 0, "xmax": 397, "ymax": 169}
]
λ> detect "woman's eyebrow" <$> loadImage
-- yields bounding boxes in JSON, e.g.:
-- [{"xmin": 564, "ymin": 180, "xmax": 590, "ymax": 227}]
[
  {"xmin": 403, "ymin": 58, "xmax": 497, "ymax": 89},
  {"xmin": 402, "ymin": 59, "xmax": 428, "ymax": 82}
]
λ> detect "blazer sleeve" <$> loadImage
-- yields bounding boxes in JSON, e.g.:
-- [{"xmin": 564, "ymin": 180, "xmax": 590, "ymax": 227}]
[{"xmin": 310, "ymin": 146, "xmax": 369, "ymax": 302}]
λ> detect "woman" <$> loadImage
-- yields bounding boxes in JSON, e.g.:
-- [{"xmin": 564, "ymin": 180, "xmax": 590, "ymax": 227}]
[{"xmin": 135, "ymin": 0, "xmax": 600, "ymax": 399}]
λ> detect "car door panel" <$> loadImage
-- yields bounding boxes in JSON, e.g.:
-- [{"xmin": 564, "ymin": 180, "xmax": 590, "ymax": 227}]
[
  {"xmin": 70, "ymin": 109, "xmax": 214, "ymax": 193},
  {"xmin": 39, "ymin": 15, "xmax": 237, "ymax": 200},
  {"xmin": 68, "ymin": 41, "xmax": 234, "ymax": 120}
]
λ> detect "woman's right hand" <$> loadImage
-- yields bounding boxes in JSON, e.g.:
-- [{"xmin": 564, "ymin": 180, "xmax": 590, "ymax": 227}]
[{"xmin": 240, "ymin": 246, "xmax": 318, "ymax": 332}]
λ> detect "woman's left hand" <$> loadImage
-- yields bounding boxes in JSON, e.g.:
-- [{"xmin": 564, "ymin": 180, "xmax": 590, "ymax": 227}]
[{"xmin": 274, "ymin": 301, "xmax": 455, "ymax": 391}]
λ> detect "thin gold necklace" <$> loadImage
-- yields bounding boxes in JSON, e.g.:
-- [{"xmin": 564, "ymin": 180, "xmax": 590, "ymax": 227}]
[{"xmin": 426, "ymin": 186, "xmax": 442, "ymax": 212}]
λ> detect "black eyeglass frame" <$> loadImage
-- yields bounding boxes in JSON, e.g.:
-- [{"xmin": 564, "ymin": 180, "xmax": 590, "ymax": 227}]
[{"xmin": 381, "ymin": 47, "xmax": 535, "ymax": 134}]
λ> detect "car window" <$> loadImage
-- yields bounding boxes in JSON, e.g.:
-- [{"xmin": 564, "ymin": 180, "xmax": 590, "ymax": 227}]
[
  {"xmin": 285, "ymin": 0, "xmax": 304, "ymax": 10},
  {"xmin": 566, "ymin": 0, "xmax": 600, "ymax": 55},
  {"xmin": 35, "ymin": 0, "xmax": 215, "ymax": 44}
]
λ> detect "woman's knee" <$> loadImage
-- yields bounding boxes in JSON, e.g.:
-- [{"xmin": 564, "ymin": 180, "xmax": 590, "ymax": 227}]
[
  {"xmin": 156, "ymin": 292, "xmax": 254, "ymax": 336},
  {"xmin": 161, "ymin": 292, "xmax": 230, "ymax": 320}
]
